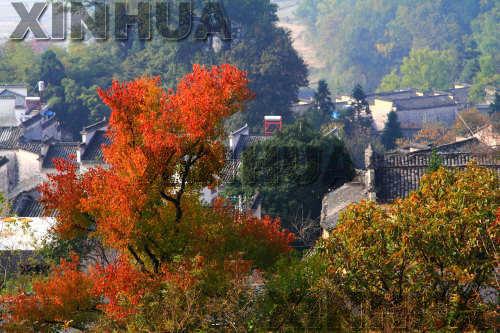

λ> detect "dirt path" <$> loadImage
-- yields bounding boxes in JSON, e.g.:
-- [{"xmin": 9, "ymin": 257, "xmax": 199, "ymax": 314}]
[{"xmin": 272, "ymin": 0, "xmax": 325, "ymax": 81}]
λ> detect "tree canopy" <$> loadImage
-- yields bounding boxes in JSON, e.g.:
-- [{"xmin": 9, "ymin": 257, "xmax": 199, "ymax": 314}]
[
  {"xmin": 260, "ymin": 164, "xmax": 499, "ymax": 331},
  {"xmin": 1, "ymin": 65, "xmax": 294, "ymax": 331},
  {"xmin": 0, "ymin": 0, "xmax": 307, "ymax": 137},
  {"xmin": 225, "ymin": 121, "xmax": 354, "ymax": 234},
  {"xmin": 297, "ymin": 0, "xmax": 498, "ymax": 100},
  {"xmin": 381, "ymin": 111, "xmax": 403, "ymax": 149}
]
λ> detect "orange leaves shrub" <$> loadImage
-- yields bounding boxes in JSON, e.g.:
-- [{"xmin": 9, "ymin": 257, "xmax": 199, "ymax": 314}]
[
  {"xmin": 38, "ymin": 157, "xmax": 92, "ymax": 240},
  {"xmin": 1, "ymin": 254, "xmax": 98, "ymax": 332},
  {"xmin": 238, "ymin": 214, "xmax": 295, "ymax": 267}
]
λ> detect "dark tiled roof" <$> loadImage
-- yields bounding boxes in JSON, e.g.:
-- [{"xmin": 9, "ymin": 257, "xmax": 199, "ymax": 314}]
[
  {"xmin": 12, "ymin": 192, "xmax": 56, "ymax": 218},
  {"xmin": 232, "ymin": 135, "xmax": 269, "ymax": 160},
  {"xmin": 367, "ymin": 89, "xmax": 417, "ymax": 103},
  {"xmin": 81, "ymin": 130, "xmax": 109, "ymax": 164},
  {"xmin": 82, "ymin": 117, "xmax": 107, "ymax": 133},
  {"xmin": 42, "ymin": 142, "xmax": 79, "ymax": 169},
  {"xmin": 0, "ymin": 127, "xmax": 23, "ymax": 149},
  {"xmin": 320, "ymin": 181, "xmax": 368, "ymax": 231},
  {"xmin": 0, "ymin": 127, "xmax": 44, "ymax": 154},
  {"xmin": 393, "ymin": 95, "xmax": 456, "ymax": 111},
  {"xmin": 22, "ymin": 113, "xmax": 57, "ymax": 130},
  {"xmin": 18, "ymin": 141, "xmax": 43, "ymax": 154},
  {"xmin": 41, "ymin": 116, "xmax": 58, "ymax": 129},
  {"xmin": 220, "ymin": 159, "xmax": 241, "ymax": 183},
  {"xmin": 0, "ymin": 89, "xmax": 24, "ymax": 99},
  {"xmin": 21, "ymin": 113, "xmax": 42, "ymax": 127},
  {"xmin": 409, "ymin": 137, "xmax": 492, "ymax": 155}
]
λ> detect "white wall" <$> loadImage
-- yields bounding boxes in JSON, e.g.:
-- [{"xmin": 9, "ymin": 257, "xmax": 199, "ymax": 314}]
[
  {"xmin": 371, "ymin": 99, "xmax": 394, "ymax": 131},
  {"xmin": 0, "ymin": 99, "xmax": 18, "ymax": 126},
  {"xmin": 16, "ymin": 150, "xmax": 41, "ymax": 183},
  {"xmin": 0, "ymin": 163, "xmax": 9, "ymax": 195}
]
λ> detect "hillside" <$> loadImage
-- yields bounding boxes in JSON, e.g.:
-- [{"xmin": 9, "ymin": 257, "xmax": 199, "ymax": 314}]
[{"xmin": 294, "ymin": 0, "xmax": 499, "ymax": 98}]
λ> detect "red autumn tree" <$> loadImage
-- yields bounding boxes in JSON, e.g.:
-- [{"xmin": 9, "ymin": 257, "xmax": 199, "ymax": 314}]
[
  {"xmin": 0, "ymin": 254, "xmax": 98, "ymax": 332},
  {"xmin": 2, "ymin": 65, "xmax": 293, "ymax": 331}
]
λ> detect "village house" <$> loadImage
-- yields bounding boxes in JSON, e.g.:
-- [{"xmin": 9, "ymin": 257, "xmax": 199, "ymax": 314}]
[
  {"xmin": 370, "ymin": 91, "xmax": 458, "ymax": 137},
  {"xmin": 201, "ymin": 120, "xmax": 275, "ymax": 214},
  {"xmin": 320, "ymin": 137, "xmax": 499, "ymax": 238},
  {"xmin": 2, "ymin": 108, "xmax": 273, "ymax": 235}
]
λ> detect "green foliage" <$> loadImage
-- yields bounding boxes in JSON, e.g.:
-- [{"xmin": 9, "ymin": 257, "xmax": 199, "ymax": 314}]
[
  {"xmin": 0, "ymin": 42, "xmax": 40, "ymax": 90},
  {"xmin": 426, "ymin": 149, "xmax": 443, "ymax": 173},
  {"xmin": 380, "ymin": 48, "xmax": 458, "ymax": 91},
  {"xmin": 297, "ymin": 0, "xmax": 496, "ymax": 94},
  {"xmin": 227, "ymin": 121, "xmax": 354, "ymax": 229},
  {"xmin": 0, "ymin": 0, "xmax": 307, "ymax": 136},
  {"xmin": 40, "ymin": 50, "xmax": 65, "ymax": 86},
  {"xmin": 256, "ymin": 253, "xmax": 345, "ymax": 330},
  {"xmin": 381, "ymin": 111, "xmax": 402, "ymax": 150},
  {"xmin": 314, "ymin": 80, "xmax": 335, "ymax": 120},
  {"xmin": 469, "ymin": 2, "xmax": 500, "ymax": 102},
  {"xmin": 340, "ymin": 84, "xmax": 376, "ymax": 168}
]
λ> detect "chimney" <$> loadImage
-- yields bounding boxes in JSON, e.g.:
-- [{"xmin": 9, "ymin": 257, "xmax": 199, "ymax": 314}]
[
  {"xmin": 38, "ymin": 81, "xmax": 45, "ymax": 103},
  {"xmin": 264, "ymin": 115, "xmax": 282, "ymax": 136}
]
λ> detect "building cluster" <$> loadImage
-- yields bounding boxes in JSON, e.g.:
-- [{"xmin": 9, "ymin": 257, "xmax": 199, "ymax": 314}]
[
  {"xmin": 318, "ymin": 84, "xmax": 499, "ymax": 238},
  {"xmin": 320, "ymin": 137, "xmax": 499, "ymax": 238},
  {"xmin": 0, "ymin": 79, "xmax": 498, "ymax": 259},
  {"xmin": 331, "ymin": 83, "xmax": 496, "ymax": 138},
  {"xmin": 0, "ymin": 84, "xmax": 109, "ymax": 223}
]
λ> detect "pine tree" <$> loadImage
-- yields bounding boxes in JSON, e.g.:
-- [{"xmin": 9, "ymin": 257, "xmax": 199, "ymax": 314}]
[
  {"xmin": 314, "ymin": 80, "xmax": 335, "ymax": 120},
  {"xmin": 381, "ymin": 111, "xmax": 403, "ymax": 150},
  {"xmin": 39, "ymin": 50, "xmax": 66, "ymax": 86}
]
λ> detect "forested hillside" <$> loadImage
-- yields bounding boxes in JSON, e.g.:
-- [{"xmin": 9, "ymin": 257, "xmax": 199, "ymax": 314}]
[
  {"xmin": 296, "ymin": 0, "xmax": 499, "ymax": 99},
  {"xmin": 0, "ymin": 0, "xmax": 307, "ymax": 137}
]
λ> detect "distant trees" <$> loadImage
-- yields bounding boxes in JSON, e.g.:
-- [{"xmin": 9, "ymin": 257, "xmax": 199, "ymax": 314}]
[
  {"xmin": 0, "ymin": 0, "xmax": 307, "ymax": 136},
  {"xmin": 381, "ymin": 111, "xmax": 403, "ymax": 149},
  {"xmin": 380, "ymin": 48, "xmax": 458, "ymax": 92},
  {"xmin": 0, "ymin": 42, "xmax": 40, "ymax": 90},
  {"xmin": 297, "ymin": 0, "xmax": 496, "ymax": 96},
  {"xmin": 40, "ymin": 50, "xmax": 66, "ymax": 86},
  {"xmin": 303, "ymin": 80, "xmax": 336, "ymax": 129},
  {"xmin": 314, "ymin": 80, "xmax": 335, "ymax": 120},
  {"xmin": 340, "ymin": 84, "xmax": 375, "ymax": 167}
]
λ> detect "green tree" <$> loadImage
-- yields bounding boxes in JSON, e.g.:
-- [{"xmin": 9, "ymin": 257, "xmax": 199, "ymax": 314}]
[
  {"xmin": 381, "ymin": 111, "xmax": 403, "ymax": 149},
  {"xmin": 398, "ymin": 48, "xmax": 457, "ymax": 91},
  {"xmin": 469, "ymin": 2, "xmax": 500, "ymax": 102},
  {"xmin": 0, "ymin": 42, "xmax": 40, "ymax": 90},
  {"xmin": 426, "ymin": 149, "xmax": 443, "ymax": 173},
  {"xmin": 378, "ymin": 69, "xmax": 401, "ymax": 91},
  {"xmin": 226, "ymin": 121, "xmax": 354, "ymax": 230},
  {"xmin": 297, "ymin": 0, "xmax": 485, "ymax": 94},
  {"xmin": 40, "ymin": 50, "xmax": 66, "ymax": 86},
  {"xmin": 314, "ymin": 80, "xmax": 335, "ymax": 120}
]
